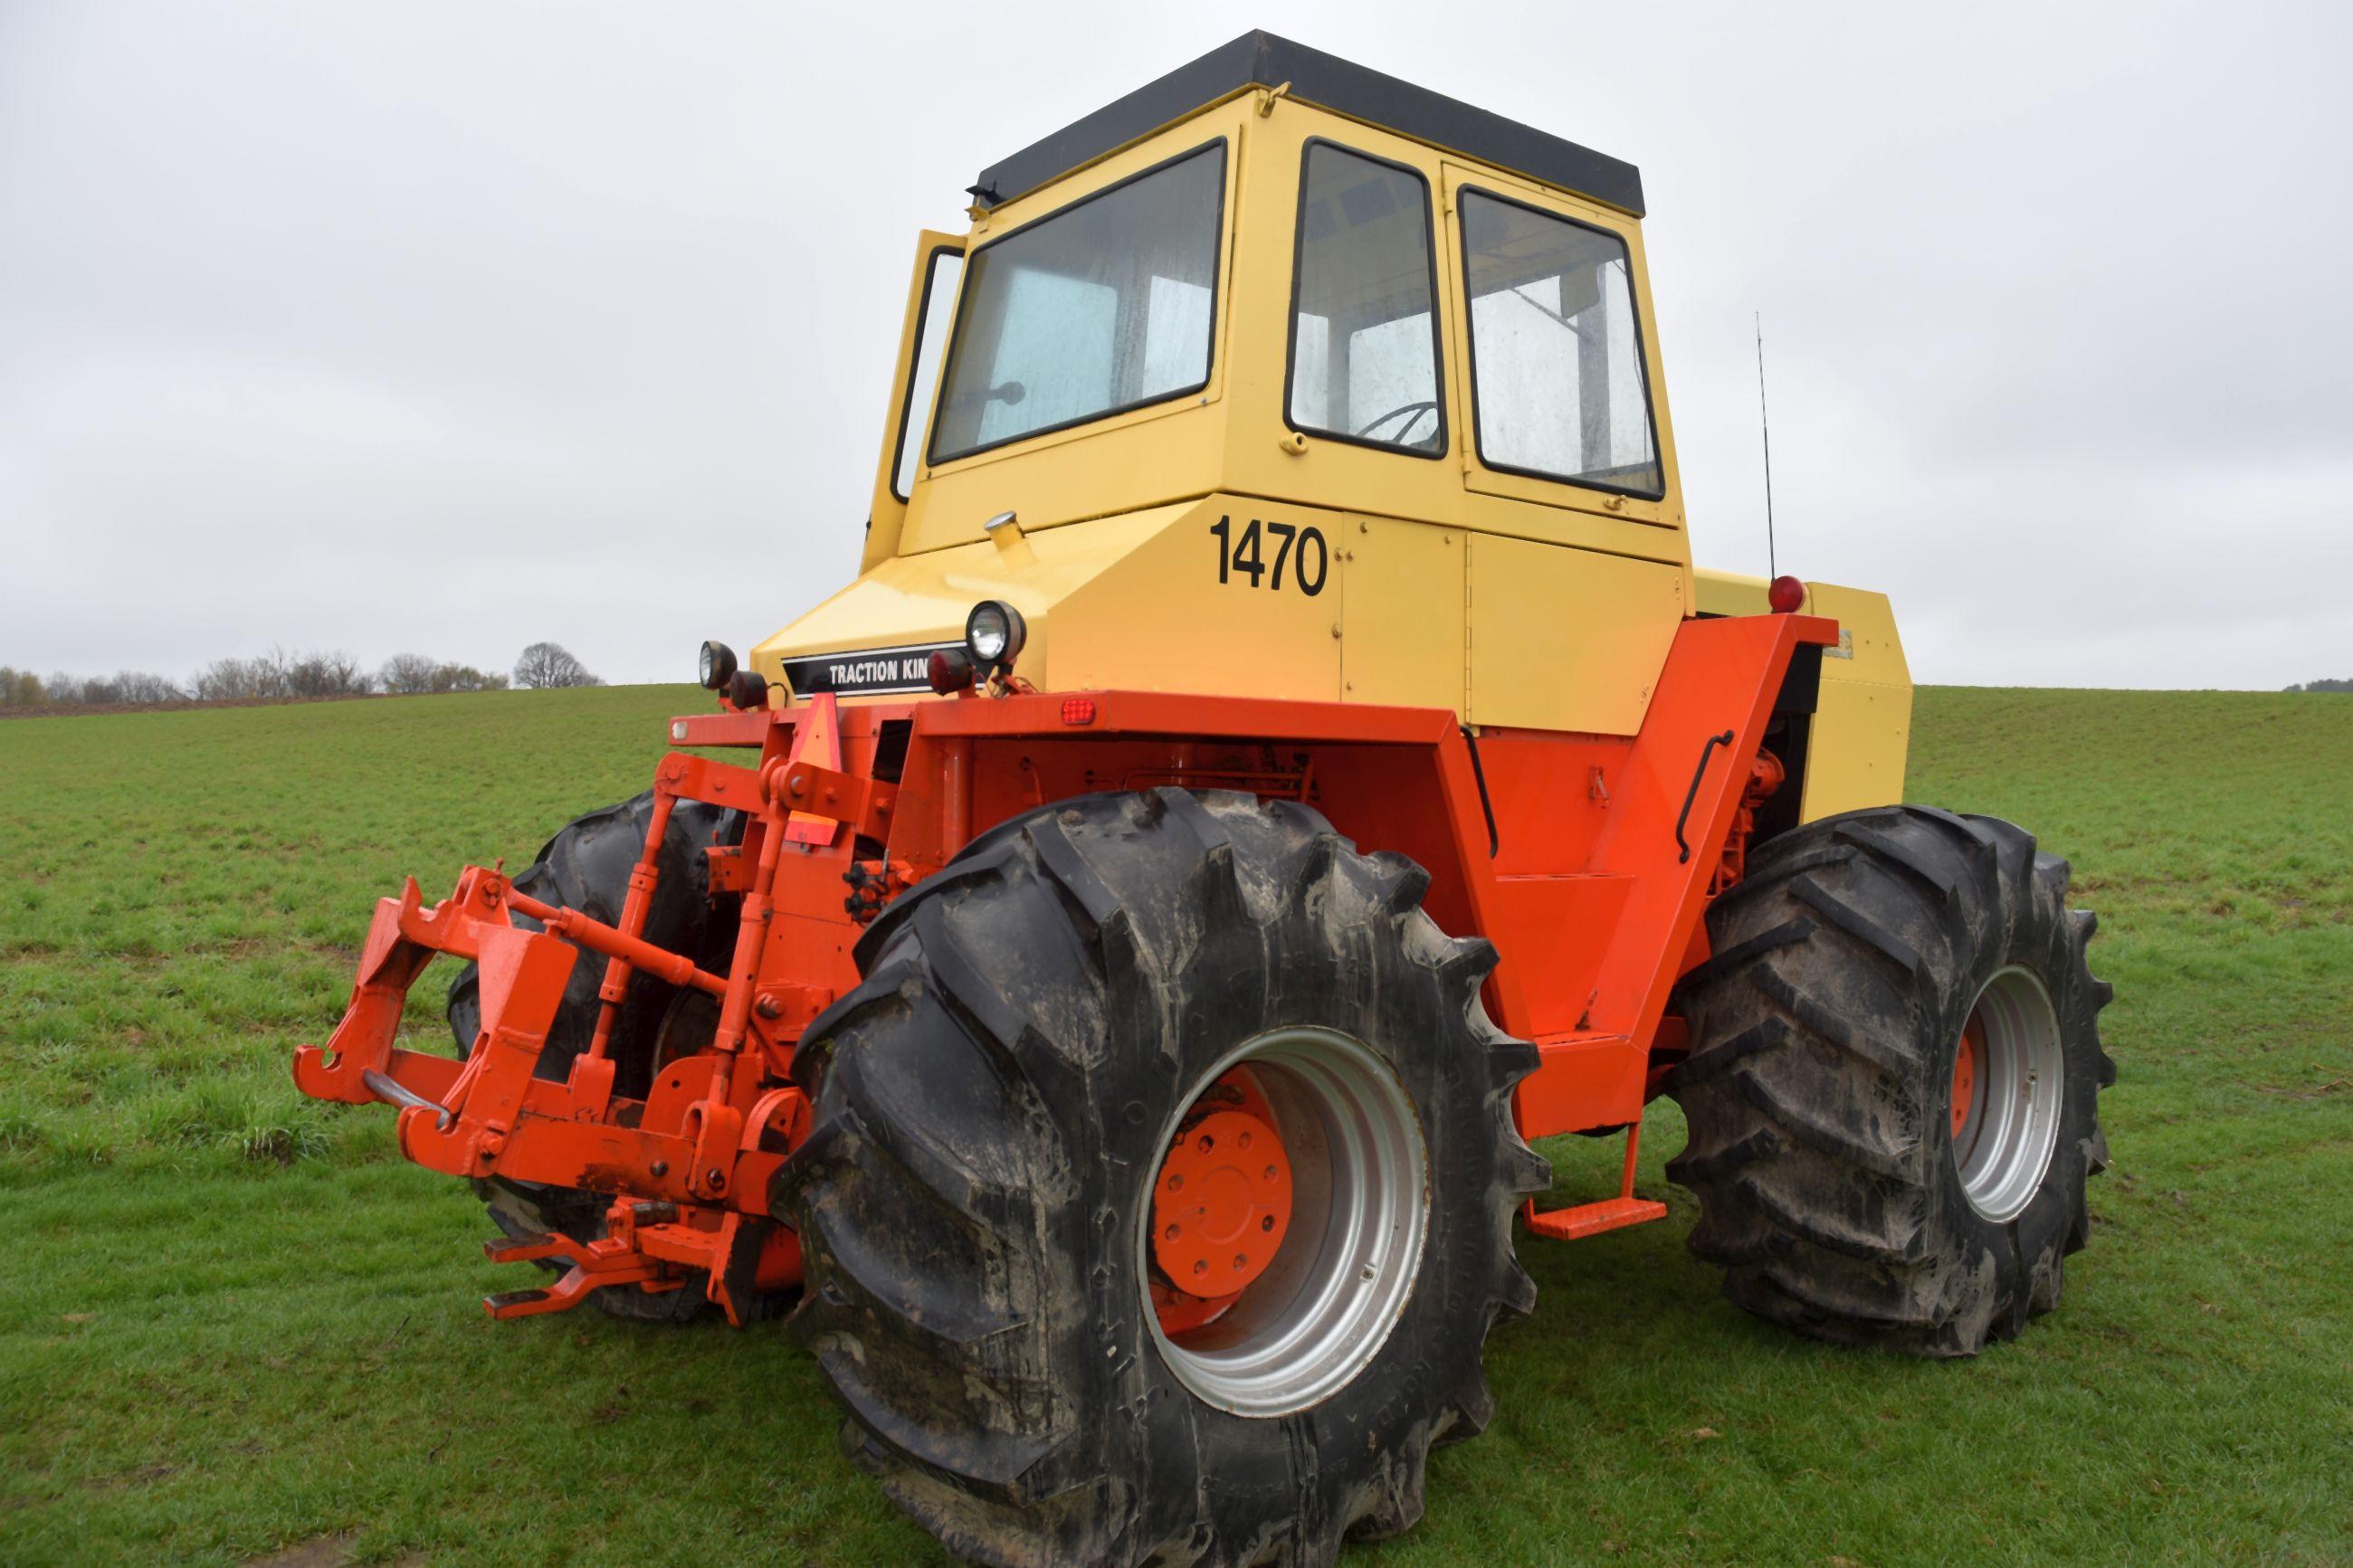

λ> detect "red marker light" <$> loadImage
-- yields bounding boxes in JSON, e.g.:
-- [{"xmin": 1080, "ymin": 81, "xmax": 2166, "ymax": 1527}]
[
  {"xmin": 1767, "ymin": 575, "xmax": 1806, "ymax": 614},
  {"xmin": 1061, "ymin": 696, "xmax": 1097, "ymax": 726},
  {"xmin": 927, "ymin": 649, "xmax": 976, "ymax": 694}
]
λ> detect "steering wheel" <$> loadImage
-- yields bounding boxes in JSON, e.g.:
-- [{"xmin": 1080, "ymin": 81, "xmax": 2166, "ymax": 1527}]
[{"xmin": 1354, "ymin": 401, "xmax": 1439, "ymax": 443}]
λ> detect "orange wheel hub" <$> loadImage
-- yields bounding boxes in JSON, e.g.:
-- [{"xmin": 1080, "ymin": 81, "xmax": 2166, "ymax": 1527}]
[
  {"xmin": 1951, "ymin": 1014, "xmax": 1984, "ymax": 1141},
  {"xmin": 1152, "ymin": 1107, "xmax": 1293, "ymax": 1313}
]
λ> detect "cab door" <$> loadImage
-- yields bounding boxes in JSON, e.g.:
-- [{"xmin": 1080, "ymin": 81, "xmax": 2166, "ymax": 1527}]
[
  {"xmin": 1436, "ymin": 166, "xmax": 1690, "ymax": 736},
  {"xmin": 1437, "ymin": 166, "xmax": 1682, "ymax": 537},
  {"xmin": 862, "ymin": 232, "xmax": 966, "ymax": 571}
]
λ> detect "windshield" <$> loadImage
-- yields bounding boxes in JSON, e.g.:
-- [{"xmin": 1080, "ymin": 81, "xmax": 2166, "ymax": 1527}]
[{"xmin": 929, "ymin": 142, "xmax": 1225, "ymax": 463}]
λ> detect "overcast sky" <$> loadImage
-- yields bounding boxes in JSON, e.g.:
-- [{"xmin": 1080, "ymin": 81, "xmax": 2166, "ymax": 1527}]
[{"xmin": 3, "ymin": 1, "xmax": 2348, "ymax": 690}]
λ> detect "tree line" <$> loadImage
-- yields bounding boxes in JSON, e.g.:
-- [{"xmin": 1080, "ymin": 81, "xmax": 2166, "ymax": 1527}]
[
  {"xmin": 2284, "ymin": 678, "xmax": 2351, "ymax": 693},
  {"xmin": 0, "ymin": 641, "xmax": 602, "ymax": 709}
]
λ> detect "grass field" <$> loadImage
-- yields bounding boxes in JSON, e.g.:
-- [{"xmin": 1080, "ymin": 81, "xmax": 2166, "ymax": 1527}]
[{"xmin": 2, "ymin": 685, "xmax": 2347, "ymax": 1565}]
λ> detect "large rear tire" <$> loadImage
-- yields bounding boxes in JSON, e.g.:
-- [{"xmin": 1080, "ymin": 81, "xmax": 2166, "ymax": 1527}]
[
  {"xmin": 444, "ymin": 790, "xmax": 740, "ymax": 1323},
  {"xmin": 778, "ymin": 789, "xmax": 1548, "ymax": 1566},
  {"xmin": 1667, "ymin": 805, "xmax": 2115, "ymax": 1356}
]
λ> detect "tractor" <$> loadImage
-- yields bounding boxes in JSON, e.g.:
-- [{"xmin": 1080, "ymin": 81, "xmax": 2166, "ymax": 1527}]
[{"xmin": 295, "ymin": 32, "xmax": 2113, "ymax": 1566}]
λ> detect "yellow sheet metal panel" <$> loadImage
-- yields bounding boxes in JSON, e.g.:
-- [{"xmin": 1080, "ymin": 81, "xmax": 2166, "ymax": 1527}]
[
  {"xmin": 1338, "ymin": 516, "xmax": 1466, "ymax": 713},
  {"xmin": 1798, "ymin": 581, "xmax": 1912, "ymax": 819},
  {"xmin": 1465, "ymin": 534, "xmax": 1684, "ymax": 735},
  {"xmin": 750, "ymin": 505, "xmax": 1189, "ymax": 700},
  {"xmin": 1804, "ymin": 678, "xmax": 1913, "ymax": 818},
  {"xmin": 1692, "ymin": 567, "xmax": 1770, "ymax": 617},
  {"xmin": 1047, "ymin": 502, "xmax": 1343, "ymax": 702}
]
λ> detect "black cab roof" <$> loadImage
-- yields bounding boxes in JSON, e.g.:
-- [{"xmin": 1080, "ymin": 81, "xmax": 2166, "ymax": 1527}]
[{"xmin": 969, "ymin": 31, "xmax": 1644, "ymax": 217}]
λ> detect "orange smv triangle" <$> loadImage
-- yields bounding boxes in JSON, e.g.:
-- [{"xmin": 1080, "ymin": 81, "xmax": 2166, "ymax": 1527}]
[{"xmin": 784, "ymin": 690, "xmax": 843, "ymax": 847}]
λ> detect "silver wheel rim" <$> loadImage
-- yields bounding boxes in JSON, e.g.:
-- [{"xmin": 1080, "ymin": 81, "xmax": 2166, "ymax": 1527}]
[
  {"xmin": 1953, "ymin": 965, "xmax": 2065, "ymax": 1222},
  {"xmin": 1138, "ymin": 1027, "xmax": 1428, "ymax": 1418}
]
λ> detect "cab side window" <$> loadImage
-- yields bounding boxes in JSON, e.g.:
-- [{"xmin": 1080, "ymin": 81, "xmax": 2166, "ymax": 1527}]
[
  {"xmin": 1459, "ymin": 189, "xmax": 1662, "ymax": 497},
  {"xmin": 1285, "ymin": 142, "xmax": 1445, "ymax": 455},
  {"xmin": 891, "ymin": 248, "xmax": 964, "ymax": 499}
]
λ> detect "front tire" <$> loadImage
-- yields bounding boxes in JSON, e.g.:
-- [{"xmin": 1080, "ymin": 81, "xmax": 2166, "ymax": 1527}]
[
  {"xmin": 1667, "ymin": 805, "xmax": 2115, "ymax": 1356},
  {"xmin": 444, "ymin": 790, "xmax": 740, "ymax": 1323},
  {"xmin": 778, "ymin": 789, "xmax": 1548, "ymax": 1566}
]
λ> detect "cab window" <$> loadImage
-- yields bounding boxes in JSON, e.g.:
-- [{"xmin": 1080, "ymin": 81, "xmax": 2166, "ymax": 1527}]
[
  {"xmin": 891, "ymin": 247, "xmax": 964, "ymax": 499},
  {"xmin": 1285, "ymin": 142, "xmax": 1444, "ymax": 454},
  {"xmin": 929, "ymin": 143, "xmax": 1224, "ymax": 463},
  {"xmin": 1459, "ymin": 188, "xmax": 1662, "ymax": 497}
]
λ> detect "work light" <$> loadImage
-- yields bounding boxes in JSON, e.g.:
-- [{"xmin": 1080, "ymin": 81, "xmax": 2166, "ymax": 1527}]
[
  {"xmin": 964, "ymin": 601, "xmax": 1026, "ymax": 674},
  {"xmin": 698, "ymin": 640, "xmax": 738, "ymax": 690}
]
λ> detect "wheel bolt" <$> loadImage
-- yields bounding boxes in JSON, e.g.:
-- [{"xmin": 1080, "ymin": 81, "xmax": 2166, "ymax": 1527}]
[
  {"xmin": 1238, "ymin": 1131, "xmax": 1252, "ymax": 1149},
  {"xmin": 1197, "ymin": 1135, "xmax": 1214, "ymax": 1154},
  {"xmin": 1192, "ymin": 1260, "xmax": 1206, "ymax": 1276},
  {"xmin": 1261, "ymin": 1215, "xmax": 1275, "ymax": 1232},
  {"xmin": 1233, "ymin": 1254, "xmax": 1247, "ymax": 1270},
  {"xmin": 1165, "ymin": 1223, "xmax": 1179, "ymax": 1240},
  {"xmin": 1167, "ymin": 1174, "xmax": 1183, "ymax": 1192}
]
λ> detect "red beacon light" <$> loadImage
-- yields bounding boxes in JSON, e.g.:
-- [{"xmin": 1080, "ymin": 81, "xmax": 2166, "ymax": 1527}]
[{"xmin": 1767, "ymin": 575, "xmax": 1807, "ymax": 614}]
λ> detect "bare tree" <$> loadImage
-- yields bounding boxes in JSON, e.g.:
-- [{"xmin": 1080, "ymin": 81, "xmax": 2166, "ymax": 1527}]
[
  {"xmin": 43, "ymin": 671, "xmax": 84, "ymax": 704},
  {"xmin": 111, "ymin": 670, "xmax": 187, "ymax": 703},
  {"xmin": 513, "ymin": 641, "xmax": 602, "ymax": 689},
  {"xmin": 435, "ymin": 662, "xmax": 509, "ymax": 692},
  {"xmin": 286, "ymin": 650, "xmax": 372, "ymax": 698},
  {"xmin": 378, "ymin": 652, "xmax": 439, "ymax": 695},
  {"xmin": 381, "ymin": 653, "xmax": 509, "ymax": 694},
  {"xmin": 193, "ymin": 656, "xmax": 276, "ymax": 700}
]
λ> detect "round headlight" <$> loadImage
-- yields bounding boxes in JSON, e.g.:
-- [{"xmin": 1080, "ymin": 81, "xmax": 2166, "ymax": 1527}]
[
  {"xmin": 698, "ymin": 640, "xmax": 738, "ymax": 690},
  {"xmin": 964, "ymin": 601, "xmax": 1026, "ymax": 672}
]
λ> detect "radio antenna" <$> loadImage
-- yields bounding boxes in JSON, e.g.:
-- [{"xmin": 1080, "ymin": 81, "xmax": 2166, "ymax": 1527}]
[{"xmin": 1756, "ymin": 312, "xmax": 1777, "ymax": 580}]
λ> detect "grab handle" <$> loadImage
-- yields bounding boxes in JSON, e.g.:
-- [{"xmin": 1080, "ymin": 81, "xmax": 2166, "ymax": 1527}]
[{"xmin": 1674, "ymin": 730, "xmax": 1738, "ymax": 865}]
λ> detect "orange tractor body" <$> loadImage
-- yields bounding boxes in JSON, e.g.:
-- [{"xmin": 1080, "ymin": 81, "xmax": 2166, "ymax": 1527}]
[{"xmin": 296, "ymin": 605, "xmax": 1824, "ymax": 1320}]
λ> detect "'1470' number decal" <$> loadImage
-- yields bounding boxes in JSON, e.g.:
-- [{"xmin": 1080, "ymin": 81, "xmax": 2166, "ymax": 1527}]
[{"xmin": 1210, "ymin": 517, "xmax": 1327, "ymax": 595}]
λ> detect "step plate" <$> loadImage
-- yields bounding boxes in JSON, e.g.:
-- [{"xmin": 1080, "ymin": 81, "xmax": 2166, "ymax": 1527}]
[{"xmin": 1522, "ymin": 1196, "xmax": 1669, "ymax": 1241}]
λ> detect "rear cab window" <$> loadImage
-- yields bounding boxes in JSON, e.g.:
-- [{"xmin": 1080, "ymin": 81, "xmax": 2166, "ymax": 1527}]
[{"xmin": 1457, "ymin": 187, "xmax": 1662, "ymax": 499}]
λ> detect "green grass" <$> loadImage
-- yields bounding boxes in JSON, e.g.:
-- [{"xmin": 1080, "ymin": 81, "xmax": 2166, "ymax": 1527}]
[{"xmin": 1, "ymin": 686, "xmax": 2347, "ymax": 1565}]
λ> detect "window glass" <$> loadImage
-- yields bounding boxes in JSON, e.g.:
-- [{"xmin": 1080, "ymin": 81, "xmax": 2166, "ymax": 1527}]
[
  {"xmin": 1286, "ymin": 143, "xmax": 1443, "ymax": 452},
  {"xmin": 930, "ymin": 144, "xmax": 1224, "ymax": 462},
  {"xmin": 891, "ymin": 249, "xmax": 963, "ymax": 499},
  {"xmin": 1460, "ymin": 190, "xmax": 1662, "ymax": 495}
]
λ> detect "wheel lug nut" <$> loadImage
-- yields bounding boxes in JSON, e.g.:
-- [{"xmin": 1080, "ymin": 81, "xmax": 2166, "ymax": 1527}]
[
  {"xmin": 1261, "ymin": 1215, "xmax": 1274, "ymax": 1232},
  {"xmin": 1192, "ymin": 1260, "xmax": 1207, "ymax": 1276},
  {"xmin": 1233, "ymin": 1254, "xmax": 1247, "ymax": 1270}
]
